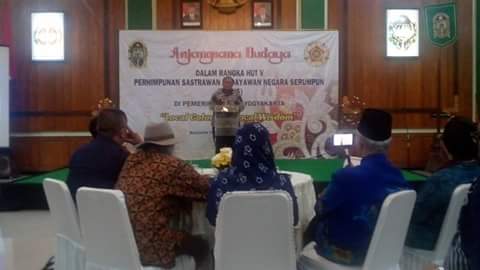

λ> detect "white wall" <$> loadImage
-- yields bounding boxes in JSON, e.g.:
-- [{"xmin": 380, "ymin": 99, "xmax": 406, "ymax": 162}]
[{"xmin": 0, "ymin": 47, "xmax": 9, "ymax": 148}]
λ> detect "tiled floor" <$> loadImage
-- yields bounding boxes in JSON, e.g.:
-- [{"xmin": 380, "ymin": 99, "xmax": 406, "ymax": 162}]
[{"xmin": 0, "ymin": 211, "xmax": 54, "ymax": 270}]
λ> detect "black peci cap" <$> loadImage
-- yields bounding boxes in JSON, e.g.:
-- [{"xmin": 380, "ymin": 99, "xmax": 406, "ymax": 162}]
[{"xmin": 357, "ymin": 108, "xmax": 392, "ymax": 141}]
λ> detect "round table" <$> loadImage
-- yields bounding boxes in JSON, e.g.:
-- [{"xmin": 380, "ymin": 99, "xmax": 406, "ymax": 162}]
[{"xmin": 192, "ymin": 168, "xmax": 316, "ymax": 252}]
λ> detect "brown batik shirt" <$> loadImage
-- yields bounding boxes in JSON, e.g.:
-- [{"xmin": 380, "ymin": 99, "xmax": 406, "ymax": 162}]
[{"xmin": 116, "ymin": 150, "xmax": 209, "ymax": 268}]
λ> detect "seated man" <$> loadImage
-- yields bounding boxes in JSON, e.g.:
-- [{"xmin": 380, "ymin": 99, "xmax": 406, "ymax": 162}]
[
  {"xmin": 206, "ymin": 123, "xmax": 299, "ymax": 226},
  {"xmin": 406, "ymin": 117, "xmax": 480, "ymax": 250},
  {"xmin": 66, "ymin": 109, "xmax": 141, "ymax": 198},
  {"xmin": 307, "ymin": 109, "xmax": 410, "ymax": 266},
  {"xmin": 116, "ymin": 122, "xmax": 210, "ymax": 269}
]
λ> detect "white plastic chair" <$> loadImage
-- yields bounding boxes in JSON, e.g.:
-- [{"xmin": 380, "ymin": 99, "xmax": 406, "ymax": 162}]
[
  {"xmin": 299, "ymin": 190, "xmax": 417, "ymax": 270},
  {"xmin": 401, "ymin": 184, "xmax": 471, "ymax": 270},
  {"xmin": 76, "ymin": 187, "xmax": 195, "ymax": 270},
  {"xmin": 214, "ymin": 191, "xmax": 296, "ymax": 270},
  {"xmin": 43, "ymin": 178, "xmax": 85, "ymax": 270}
]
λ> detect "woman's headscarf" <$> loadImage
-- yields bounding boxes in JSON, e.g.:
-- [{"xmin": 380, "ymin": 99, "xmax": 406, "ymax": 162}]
[{"xmin": 206, "ymin": 123, "xmax": 299, "ymax": 225}]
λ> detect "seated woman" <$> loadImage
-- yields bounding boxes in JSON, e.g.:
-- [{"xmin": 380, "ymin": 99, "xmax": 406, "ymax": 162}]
[
  {"xmin": 116, "ymin": 122, "xmax": 210, "ymax": 269},
  {"xmin": 206, "ymin": 122, "xmax": 299, "ymax": 226},
  {"xmin": 406, "ymin": 116, "xmax": 480, "ymax": 250}
]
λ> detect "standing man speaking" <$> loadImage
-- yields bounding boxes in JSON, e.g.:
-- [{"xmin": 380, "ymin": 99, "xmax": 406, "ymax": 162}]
[{"xmin": 209, "ymin": 76, "xmax": 244, "ymax": 153}]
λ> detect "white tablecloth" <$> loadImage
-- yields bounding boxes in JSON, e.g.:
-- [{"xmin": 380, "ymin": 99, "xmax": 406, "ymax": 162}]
[{"xmin": 192, "ymin": 169, "xmax": 316, "ymax": 251}]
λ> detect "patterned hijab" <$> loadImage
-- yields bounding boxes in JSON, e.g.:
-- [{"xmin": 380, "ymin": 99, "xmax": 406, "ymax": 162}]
[
  {"xmin": 228, "ymin": 123, "xmax": 286, "ymax": 188},
  {"xmin": 207, "ymin": 123, "xmax": 298, "ymax": 225}
]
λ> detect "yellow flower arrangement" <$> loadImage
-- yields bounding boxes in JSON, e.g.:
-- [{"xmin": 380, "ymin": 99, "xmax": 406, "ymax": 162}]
[{"xmin": 211, "ymin": 147, "xmax": 232, "ymax": 169}]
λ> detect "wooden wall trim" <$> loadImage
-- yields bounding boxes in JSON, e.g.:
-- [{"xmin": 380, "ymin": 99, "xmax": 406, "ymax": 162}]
[
  {"xmin": 11, "ymin": 136, "xmax": 91, "ymax": 172},
  {"xmin": 392, "ymin": 129, "xmax": 439, "ymax": 134},
  {"xmin": 339, "ymin": 0, "xmax": 348, "ymax": 128},
  {"xmin": 474, "ymin": 0, "xmax": 477, "ymax": 120},
  {"xmin": 11, "ymin": 111, "xmax": 91, "ymax": 117},
  {"xmin": 172, "ymin": 0, "xmax": 180, "ymax": 29},
  {"xmin": 105, "ymin": 0, "xmax": 125, "ymax": 104},
  {"xmin": 104, "ymin": 0, "xmax": 110, "ymax": 99},
  {"xmin": 11, "ymin": 132, "xmax": 90, "ymax": 137},
  {"xmin": 325, "ymin": 0, "xmax": 328, "ymax": 29},
  {"xmin": 275, "ymin": 0, "xmax": 281, "ymax": 29},
  {"xmin": 152, "ymin": 0, "xmax": 158, "ymax": 29},
  {"xmin": 156, "ymin": 0, "xmax": 174, "ymax": 29},
  {"xmin": 296, "ymin": 0, "xmax": 301, "ymax": 29}
]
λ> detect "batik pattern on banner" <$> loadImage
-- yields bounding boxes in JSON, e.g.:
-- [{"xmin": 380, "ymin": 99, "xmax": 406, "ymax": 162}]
[{"xmin": 120, "ymin": 31, "xmax": 339, "ymax": 159}]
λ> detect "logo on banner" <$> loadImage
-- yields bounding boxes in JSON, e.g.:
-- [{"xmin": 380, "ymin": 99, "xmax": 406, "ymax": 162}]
[
  {"xmin": 304, "ymin": 41, "xmax": 329, "ymax": 66},
  {"xmin": 128, "ymin": 41, "xmax": 148, "ymax": 68},
  {"xmin": 425, "ymin": 3, "xmax": 457, "ymax": 47}
]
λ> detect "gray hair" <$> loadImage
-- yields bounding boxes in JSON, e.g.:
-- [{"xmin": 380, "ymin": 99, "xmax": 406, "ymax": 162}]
[{"xmin": 357, "ymin": 131, "xmax": 391, "ymax": 154}]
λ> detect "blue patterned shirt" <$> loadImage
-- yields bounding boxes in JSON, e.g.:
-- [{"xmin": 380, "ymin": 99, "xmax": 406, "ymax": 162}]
[{"xmin": 406, "ymin": 161, "xmax": 480, "ymax": 250}]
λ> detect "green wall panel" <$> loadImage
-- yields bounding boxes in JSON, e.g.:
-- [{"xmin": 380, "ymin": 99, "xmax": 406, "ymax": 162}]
[
  {"xmin": 128, "ymin": 0, "xmax": 152, "ymax": 30},
  {"xmin": 302, "ymin": 0, "xmax": 325, "ymax": 29}
]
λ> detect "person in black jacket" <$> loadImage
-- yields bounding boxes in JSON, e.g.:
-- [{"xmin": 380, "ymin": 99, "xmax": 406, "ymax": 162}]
[{"xmin": 66, "ymin": 109, "xmax": 141, "ymax": 198}]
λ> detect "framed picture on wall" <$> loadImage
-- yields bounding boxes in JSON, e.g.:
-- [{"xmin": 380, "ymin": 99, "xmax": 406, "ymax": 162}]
[
  {"xmin": 386, "ymin": 9, "xmax": 420, "ymax": 57},
  {"xmin": 31, "ymin": 12, "xmax": 65, "ymax": 61},
  {"xmin": 252, "ymin": 0, "xmax": 273, "ymax": 29},
  {"xmin": 181, "ymin": 0, "xmax": 202, "ymax": 28}
]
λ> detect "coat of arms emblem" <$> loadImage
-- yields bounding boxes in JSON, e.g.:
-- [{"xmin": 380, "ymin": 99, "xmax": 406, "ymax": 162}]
[
  {"xmin": 128, "ymin": 41, "xmax": 148, "ymax": 68},
  {"xmin": 425, "ymin": 3, "xmax": 457, "ymax": 47},
  {"xmin": 388, "ymin": 15, "xmax": 417, "ymax": 51},
  {"xmin": 304, "ymin": 41, "xmax": 329, "ymax": 66},
  {"xmin": 433, "ymin": 12, "xmax": 451, "ymax": 39}
]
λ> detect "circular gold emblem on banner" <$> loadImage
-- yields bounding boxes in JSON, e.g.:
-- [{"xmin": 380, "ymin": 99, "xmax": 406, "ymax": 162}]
[{"xmin": 304, "ymin": 41, "xmax": 329, "ymax": 66}]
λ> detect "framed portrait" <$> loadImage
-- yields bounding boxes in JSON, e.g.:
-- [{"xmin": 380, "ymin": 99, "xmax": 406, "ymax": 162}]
[
  {"xmin": 181, "ymin": 0, "xmax": 202, "ymax": 28},
  {"xmin": 252, "ymin": 0, "xmax": 273, "ymax": 29},
  {"xmin": 31, "ymin": 12, "xmax": 65, "ymax": 61},
  {"xmin": 386, "ymin": 9, "xmax": 420, "ymax": 57}
]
